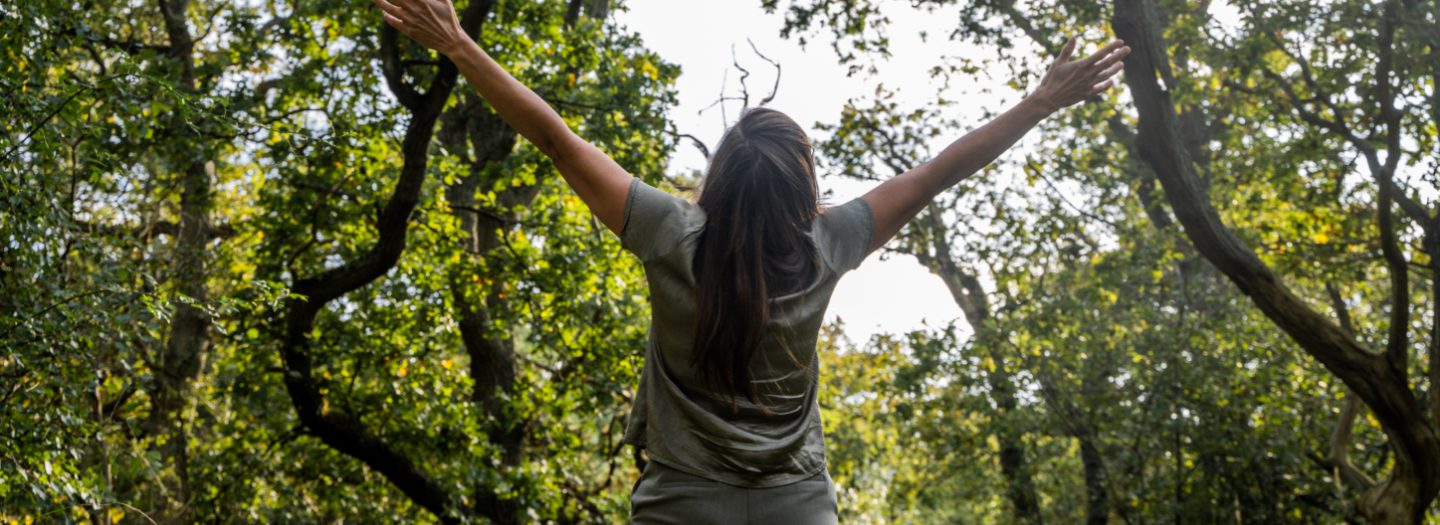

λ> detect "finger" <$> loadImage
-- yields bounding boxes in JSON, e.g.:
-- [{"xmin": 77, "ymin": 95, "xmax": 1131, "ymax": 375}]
[
  {"xmin": 1094, "ymin": 60, "xmax": 1124, "ymax": 81},
  {"xmin": 1089, "ymin": 79, "xmax": 1116, "ymax": 97},
  {"xmin": 382, "ymin": 11, "xmax": 405, "ymax": 27},
  {"xmin": 1055, "ymin": 36, "xmax": 1078, "ymax": 63},
  {"xmin": 373, "ymin": 0, "xmax": 404, "ymax": 15},
  {"xmin": 1081, "ymin": 39, "xmax": 1126, "ymax": 65},
  {"xmin": 1091, "ymin": 45, "xmax": 1132, "ymax": 70}
]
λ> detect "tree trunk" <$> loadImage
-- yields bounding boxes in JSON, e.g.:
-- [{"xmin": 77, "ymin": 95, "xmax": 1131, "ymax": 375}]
[
  {"xmin": 148, "ymin": 1, "xmax": 212, "ymax": 520},
  {"xmin": 439, "ymin": 98, "xmax": 526, "ymax": 522},
  {"xmin": 1110, "ymin": 1, "xmax": 1440, "ymax": 522},
  {"xmin": 914, "ymin": 209, "xmax": 1044, "ymax": 524}
]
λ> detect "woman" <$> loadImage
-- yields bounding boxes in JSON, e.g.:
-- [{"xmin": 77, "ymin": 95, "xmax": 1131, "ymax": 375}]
[{"xmin": 375, "ymin": 0, "xmax": 1129, "ymax": 522}]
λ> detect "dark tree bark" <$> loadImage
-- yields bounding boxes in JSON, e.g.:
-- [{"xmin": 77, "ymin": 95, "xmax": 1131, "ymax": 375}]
[
  {"xmin": 1035, "ymin": 358, "xmax": 1115, "ymax": 525},
  {"xmin": 275, "ymin": 2, "xmax": 507, "ymax": 523},
  {"xmin": 1110, "ymin": 1, "xmax": 1440, "ymax": 522},
  {"xmin": 147, "ymin": 0, "xmax": 213, "ymax": 520},
  {"xmin": 437, "ymin": 96, "xmax": 528, "ymax": 522}
]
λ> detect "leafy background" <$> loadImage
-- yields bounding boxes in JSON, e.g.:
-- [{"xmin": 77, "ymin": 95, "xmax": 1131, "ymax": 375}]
[{"xmin": 3, "ymin": 0, "xmax": 1438, "ymax": 523}]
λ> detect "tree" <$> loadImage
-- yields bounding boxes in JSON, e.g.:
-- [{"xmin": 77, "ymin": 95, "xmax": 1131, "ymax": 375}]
[
  {"xmin": 3, "ymin": 0, "xmax": 679, "ymax": 521},
  {"xmin": 767, "ymin": 0, "xmax": 1439, "ymax": 522},
  {"xmin": 1113, "ymin": 0, "xmax": 1439, "ymax": 521}
]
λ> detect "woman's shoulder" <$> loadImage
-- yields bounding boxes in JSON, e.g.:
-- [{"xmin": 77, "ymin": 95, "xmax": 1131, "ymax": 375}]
[
  {"xmin": 812, "ymin": 196, "xmax": 874, "ymax": 273},
  {"xmin": 620, "ymin": 177, "xmax": 706, "ymax": 262}
]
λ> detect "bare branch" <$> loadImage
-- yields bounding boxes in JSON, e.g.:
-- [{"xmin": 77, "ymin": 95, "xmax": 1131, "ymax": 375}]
[
  {"xmin": 1024, "ymin": 160, "xmax": 1124, "ymax": 232},
  {"xmin": 1325, "ymin": 282, "xmax": 1356, "ymax": 337},
  {"xmin": 1263, "ymin": 30, "xmax": 1354, "ymax": 137},
  {"xmin": 53, "ymin": 23, "xmax": 172, "ymax": 55},
  {"xmin": 81, "ymin": 220, "xmax": 234, "ymax": 241},
  {"xmin": 662, "ymin": 129, "xmax": 711, "ymax": 160},
  {"xmin": 731, "ymin": 44, "xmax": 751, "ymax": 112},
  {"xmin": 746, "ymin": 38, "xmax": 781, "ymax": 106}
]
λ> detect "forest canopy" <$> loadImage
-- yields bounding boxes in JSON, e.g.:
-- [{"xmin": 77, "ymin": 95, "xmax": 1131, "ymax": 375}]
[{"xmin": 3, "ymin": 0, "xmax": 1439, "ymax": 523}]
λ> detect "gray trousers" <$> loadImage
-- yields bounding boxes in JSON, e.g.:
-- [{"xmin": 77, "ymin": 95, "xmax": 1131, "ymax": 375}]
[{"xmin": 629, "ymin": 459, "xmax": 840, "ymax": 524}]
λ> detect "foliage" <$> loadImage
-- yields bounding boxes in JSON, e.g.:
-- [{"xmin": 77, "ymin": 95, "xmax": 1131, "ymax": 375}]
[
  {"xmin": 3, "ymin": 0, "xmax": 678, "ymax": 522},
  {"xmin": 5, "ymin": 0, "xmax": 1438, "ymax": 523},
  {"xmin": 772, "ymin": 0, "xmax": 1439, "ymax": 522}
]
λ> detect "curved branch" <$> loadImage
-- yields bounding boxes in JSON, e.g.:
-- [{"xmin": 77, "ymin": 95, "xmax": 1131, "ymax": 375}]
[
  {"xmin": 1110, "ymin": 0, "xmax": 1440, "ymax": 520},
  {"xmin": 1310, "ymin": 394, "xmax": 1379, "ymax": 492},
  {"xmin": 381, "ymin": 25, "xmax": 424, "ymax": 111},
  {"xmin": 745, "ymin": 38, "xmax": 781, "ymax": 106},
  {"xmin": 278, "ymin": 1, "xmax": 499, "ymax": 523}
]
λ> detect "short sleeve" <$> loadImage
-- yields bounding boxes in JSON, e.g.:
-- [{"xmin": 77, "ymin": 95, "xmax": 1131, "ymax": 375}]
[
  {"xmin": 815, "ymin": 196, "xmax": 874, "ymax": 273},
  {"xmin": 620, "ymin": 177, "xmax": 704, "ymax": 261}
]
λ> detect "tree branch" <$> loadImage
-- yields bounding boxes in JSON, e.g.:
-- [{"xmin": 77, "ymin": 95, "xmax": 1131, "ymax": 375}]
[
  {"xmin": 277, "ymin": 1, "xmax": 499, "ymax": 523},
  {"xmin": 1311, "ymin": 394, "xmax": 1379, "ymax": 492},
  {"xmin": 1110, "ymin": 1, "xmax": 1440, "ymax": 519},
  {"xmin": 81, "ymin": 220, "xmax": 235, "ymax": 241},
  {"xmin": 731, "ymin": 44, "xmax": 751, "ymax": 112},
  {"xmin": 380, "ymin": 25, "xmax": 424, "ymax": 111},
  {"xmin": 1371, "ymin": 0, "xmax": 1411, "ymax": 373},
  {"xmin": 53, "ymin": 22, "xmax": 172, "ymax": 55},
  {"xmin": 745, "ymin": 38, "xmax": 781, "ymax": 106}
]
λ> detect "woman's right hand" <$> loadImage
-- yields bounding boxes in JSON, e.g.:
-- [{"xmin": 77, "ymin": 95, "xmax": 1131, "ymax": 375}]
[
  {"xmin": 1030, "ymin": 37, "xmax": 1131, "ymax": 113},
  {"xmin": 373, "ymin": 0, "xmax": 469, "ymax": 56}
]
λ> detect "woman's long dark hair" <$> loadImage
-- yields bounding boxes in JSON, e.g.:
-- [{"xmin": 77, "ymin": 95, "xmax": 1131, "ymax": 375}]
[{"xmin": 691, "ymin": 107, "xmax": 821, "ymax": 409}]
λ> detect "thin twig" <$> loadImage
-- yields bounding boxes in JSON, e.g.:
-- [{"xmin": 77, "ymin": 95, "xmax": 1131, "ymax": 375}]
[{"xmin": 745, "ymin": 38, "xmax": 781, "ymax": 106}]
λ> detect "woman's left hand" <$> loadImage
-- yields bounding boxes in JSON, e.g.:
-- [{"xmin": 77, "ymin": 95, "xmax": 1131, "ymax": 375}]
[
  {"xmin": 373, "ymin": 0, "xmax": 469, "ymax": 56},
  {"xmin": 1030, "ymin": 37, "xmax": 1131, "ymax": 113}
]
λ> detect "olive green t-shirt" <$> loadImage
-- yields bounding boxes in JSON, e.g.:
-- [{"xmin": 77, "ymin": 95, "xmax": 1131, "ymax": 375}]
[{"xmin": 618, "ymin": 176, "xmax": 873, "ymax": 487}]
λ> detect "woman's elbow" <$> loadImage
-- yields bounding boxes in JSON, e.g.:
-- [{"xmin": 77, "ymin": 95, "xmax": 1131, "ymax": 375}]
[{"xmin": 531, "ymin": 131, "xmax": 565, "ymax": 161}]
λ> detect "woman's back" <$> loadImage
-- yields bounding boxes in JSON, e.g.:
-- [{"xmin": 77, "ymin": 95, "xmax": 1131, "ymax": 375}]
[
  {"xmin": 618, "ymin": 176, "xmax": 872, "ymax": 487},
  {"xmin": 375, "ymin": 5, "xmax": 1126, "ymax": 520}
]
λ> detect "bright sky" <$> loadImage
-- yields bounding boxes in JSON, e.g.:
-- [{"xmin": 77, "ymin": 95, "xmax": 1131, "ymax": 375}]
[{"xmin": 613, "ymin": 1, "xmax": 1007, "ymax": 343}]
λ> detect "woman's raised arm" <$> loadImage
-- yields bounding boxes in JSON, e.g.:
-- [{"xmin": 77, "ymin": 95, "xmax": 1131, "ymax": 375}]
[
  {"xmin": 375, "ymin": 0, "xmax": 633, "ymax": 234},
  {"xmin": 860, "ymin": 37, "xmax": 1130, "ymax": 253}
]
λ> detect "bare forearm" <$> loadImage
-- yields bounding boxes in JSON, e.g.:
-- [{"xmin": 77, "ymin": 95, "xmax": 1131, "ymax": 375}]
[
  {"xmin": 443, "ymin": 38, "xmax": 571, "ymax": 158},
  {"xmin": 861, "ymin": 37, "xmax": 1129, "ymax": 254},
  {"xmin": 917, "ymin": 96, "xmax": 1053, "ymax": 194},
  {"xmin": 861, "ymin": 96, "xmax": 1052, "ymax": 252},
  {"xmin": 376, "ymin": 0, "xmax": 633, "ymax": 233}
]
